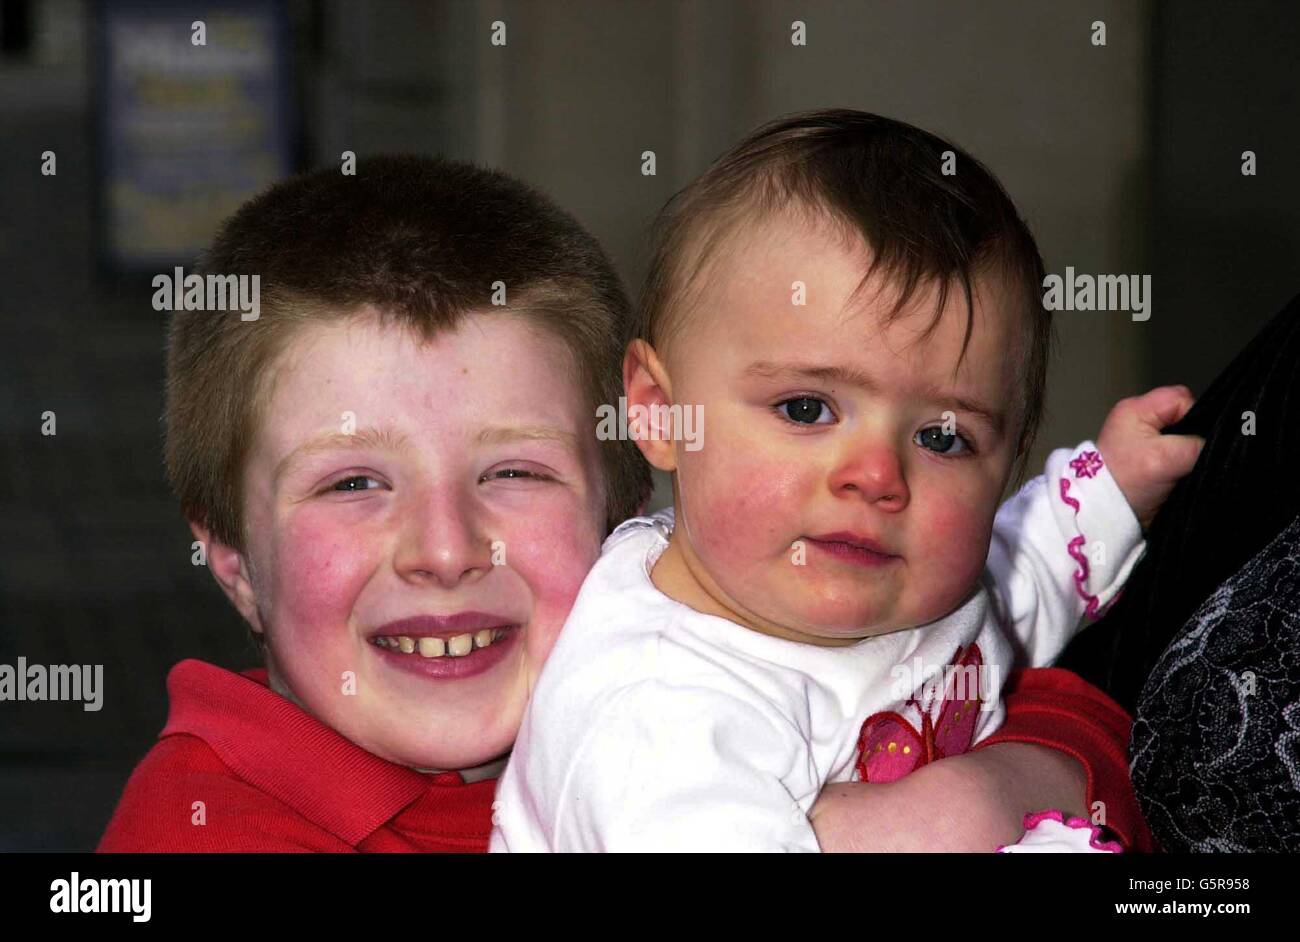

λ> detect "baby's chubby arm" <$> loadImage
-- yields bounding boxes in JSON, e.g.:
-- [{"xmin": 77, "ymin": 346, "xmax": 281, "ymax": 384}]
[
  {"xmin": 810, "ymin": 742, "xmax": 1087, "ymax": 853},
  {"xmin": 491, "ymin": 678, "xmax": 822, "ymax": 852},
  {"xmin": 986, "ymin": 387, "xmax": 1200, "ymax": 665},
  {"xmin": 813, "ymin": 667, "xmax": 1155, "ymax": 853}
]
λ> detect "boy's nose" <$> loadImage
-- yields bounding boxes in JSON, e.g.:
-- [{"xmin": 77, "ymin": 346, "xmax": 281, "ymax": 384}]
[
  {"xmin": 394, "ymin": 489, "xmax": 494, "ymax": 587},
  {"xmin": 827, "ymin": 441, "xmax": 910, "ymax": 511}
]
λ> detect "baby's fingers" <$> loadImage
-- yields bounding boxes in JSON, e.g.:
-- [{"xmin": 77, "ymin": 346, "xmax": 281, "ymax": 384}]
[
  {"xmin": 1137, "ymin": 384, "xmax": 1197, "ymax": 430},
  {"xmin": 1152, "ymin": 431, "xmax": 1205, "ymax": 476}
]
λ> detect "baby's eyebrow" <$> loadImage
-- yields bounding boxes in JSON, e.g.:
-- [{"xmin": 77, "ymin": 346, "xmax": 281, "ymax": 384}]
[
  {"xmin": 744, "ymin": 360, "xmax": 1005, "ymax": 436},
  {"xmin": 275, "ymin": 426, "xmax": 411, "ymax": 483}
]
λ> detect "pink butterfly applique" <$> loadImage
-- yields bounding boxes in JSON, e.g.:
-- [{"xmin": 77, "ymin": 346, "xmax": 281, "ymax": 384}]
[{"xmin": 854, "ymin": 644, "xmax": 984, "ymax": 783}]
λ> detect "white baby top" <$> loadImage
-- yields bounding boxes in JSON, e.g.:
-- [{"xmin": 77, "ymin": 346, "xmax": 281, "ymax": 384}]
[{"xmin": 490, "ymin": 442, "xmax": 1144, "ymax": 852}]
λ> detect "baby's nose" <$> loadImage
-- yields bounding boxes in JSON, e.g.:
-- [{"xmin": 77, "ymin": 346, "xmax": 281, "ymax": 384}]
[{"xmin": 827, "ymin": 445, "xmax": 910, "ymax": 510}]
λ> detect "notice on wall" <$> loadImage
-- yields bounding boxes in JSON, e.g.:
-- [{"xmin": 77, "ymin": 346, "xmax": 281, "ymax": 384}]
[{"xmin": 98, "ymin": 1, "xmax": 293, "ymax": 271}]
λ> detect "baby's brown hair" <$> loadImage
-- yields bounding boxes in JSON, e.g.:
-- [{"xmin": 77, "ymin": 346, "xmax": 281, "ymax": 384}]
[
  {"xmin": 165, "ymin": 154, "xmax": 653, "ymax": 553},
  {"xmin": 639, "ymin": 109, "xmax": 1054, "ymax": 485}
]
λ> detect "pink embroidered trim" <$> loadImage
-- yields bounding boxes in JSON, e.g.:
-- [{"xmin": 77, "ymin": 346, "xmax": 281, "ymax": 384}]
[
  {"xmin": 1059, "ymin": 479, "xmax": 1101, "ymax": 618},
  {"xmin": 1070, "ymin": 450, "xmax": 1104, "ymax": 479},
  {"xmin": 1001, "ymin": 809, "xmax": 1124, "ymax": 853}
]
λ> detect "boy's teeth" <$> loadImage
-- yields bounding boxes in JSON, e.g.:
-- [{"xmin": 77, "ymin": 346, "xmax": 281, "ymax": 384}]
[{"xmin": 374, "ymin": 628, "xmax": 510, "ymax": 658}]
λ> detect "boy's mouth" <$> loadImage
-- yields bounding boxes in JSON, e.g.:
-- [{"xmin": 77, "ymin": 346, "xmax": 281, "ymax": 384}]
[
  {"xmin": 370, "ymin": 626, "xmax": 514, "ymax": 659},
  {"xmin": 366, "ymin": 611, "xmax": 523, "ymax": 679}
]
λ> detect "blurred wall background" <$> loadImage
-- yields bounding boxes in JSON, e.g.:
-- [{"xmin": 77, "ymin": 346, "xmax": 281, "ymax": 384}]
[{"xmin": 1, "ymin": 0, "xmax": 1296, "ymax": 850}]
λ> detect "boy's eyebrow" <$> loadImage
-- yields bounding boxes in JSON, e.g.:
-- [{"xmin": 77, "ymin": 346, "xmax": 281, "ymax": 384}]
[
  {"xmin": 743, "ymin": 360, "xmax": 1005, "ymax": 435},
  {"xmin": 275, "ymin": 426, "xmax": 411, "ymax": 483},
  {"xmin": 476, "ymin": 425, "xmax": 580, "ymax": 448},
  {"xmin": 276, "ymin": 424, "xmax": 581, "ymax": 482}
]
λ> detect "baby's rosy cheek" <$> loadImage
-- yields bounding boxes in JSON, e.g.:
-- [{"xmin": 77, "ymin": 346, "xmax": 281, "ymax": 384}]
[
  {"xmin": 917, "ymin": 496, "xmax": 991, "ymax": 578},
  {"xmin": 690, "ymin": 452, "xmax": 807, "ymax": 558}
]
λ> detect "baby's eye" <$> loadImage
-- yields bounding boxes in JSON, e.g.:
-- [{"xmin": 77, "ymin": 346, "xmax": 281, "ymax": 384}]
[
  {"xmin": 915, "ymin": 426, "xmax": 973, "ymax": 456},
  {"xmin": 776, "ymin": 397, "xmax": 834, "ymax": 425},
  {"xmin": 330, "ymin": 475, "xmax": 382, "ymax": 492}
]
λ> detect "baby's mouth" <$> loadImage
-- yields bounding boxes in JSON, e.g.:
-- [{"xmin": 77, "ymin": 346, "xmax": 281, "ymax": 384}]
[{"xmin": 370, "ymin": 626, "xmax": 517, "ymax": 659}]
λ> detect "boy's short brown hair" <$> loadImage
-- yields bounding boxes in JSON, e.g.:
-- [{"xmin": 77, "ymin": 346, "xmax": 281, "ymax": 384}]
[
  {"xmin": 638, "ymin": 109, "xmax": 1054, "ymax": 485},
  {"xmin": 166, "ymin": 154, "xmax": 652, "ymax": 552}
]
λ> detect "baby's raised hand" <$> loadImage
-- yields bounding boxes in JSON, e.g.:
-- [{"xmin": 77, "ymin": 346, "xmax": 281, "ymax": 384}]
[{"xmin": 1096, "ymin": 386, "xmax": 1205, "ymax": 532}]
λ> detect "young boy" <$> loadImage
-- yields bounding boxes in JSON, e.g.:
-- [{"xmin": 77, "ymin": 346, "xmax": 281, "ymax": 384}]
[
  {"xmin": 97, "ymin": 155, "xmax": 652, "ymax": 851},
  {"xmin": 490, "ymin": 110, "xmax": 1201, "ymax": 852}
]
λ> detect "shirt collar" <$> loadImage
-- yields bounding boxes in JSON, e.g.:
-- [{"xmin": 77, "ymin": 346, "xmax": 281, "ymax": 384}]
[{"xmin": 160, "ymin": 658, "xmax": 471, "ymax": 846}]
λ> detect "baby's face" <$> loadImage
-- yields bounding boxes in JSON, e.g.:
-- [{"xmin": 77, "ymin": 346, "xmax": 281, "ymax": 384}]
[
  {"xmin": 662, "ymin": 211, "xmax": 1022, "ymax": 643},
  {"xmin": 234, "ymin": 310, "xmax": 605, "ymax": 770}
]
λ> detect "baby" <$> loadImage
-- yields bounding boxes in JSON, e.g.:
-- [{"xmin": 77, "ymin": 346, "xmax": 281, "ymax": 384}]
[{"xmin": 490, "ymin": 110, "xmax": 1202, "ymax": 852}]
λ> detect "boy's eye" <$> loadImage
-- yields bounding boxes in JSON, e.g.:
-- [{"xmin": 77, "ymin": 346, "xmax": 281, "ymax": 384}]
[
  {"xmin": 915, "ymin": 426, "xmax": 974, "ymax": 456},
  {"xmin": 776, "ymin": 397, "xmax": 834, "ymax": 425},
  {"xmin": 330, "ymin": 475, "xmax": 382, "ymax": 492},
  {"xmin": 481, "ymin": 468, "xmax": 554, "ymax": 483}
]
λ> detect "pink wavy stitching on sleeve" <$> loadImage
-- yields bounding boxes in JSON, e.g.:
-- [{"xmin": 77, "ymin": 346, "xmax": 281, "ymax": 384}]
[{"xmin": 1059, "ymin": 478, "xmax": 1101, "ymax": 618}]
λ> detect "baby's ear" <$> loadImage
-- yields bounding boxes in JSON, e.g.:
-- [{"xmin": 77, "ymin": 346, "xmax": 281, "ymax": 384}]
[
  {"xmin": 623, "ymin": 339, "xmax": 680, "ymax": 473},
  {"xmin": 189, "ymin": 520, "xmax": 265, "ymax": 634}
]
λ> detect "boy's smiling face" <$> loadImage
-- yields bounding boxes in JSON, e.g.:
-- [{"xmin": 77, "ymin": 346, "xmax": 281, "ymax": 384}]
[
  {"xmin": 633, "ymin": 209, "xmax": 1025, "ymax": 645},
  {"xmin": 203, "ymin": 309, "xmax": 606, "ymax": 771}
]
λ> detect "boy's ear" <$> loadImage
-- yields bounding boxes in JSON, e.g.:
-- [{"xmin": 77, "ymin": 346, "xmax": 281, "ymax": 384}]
[
  {"xmin": 189, "ymin": 521, "xmax": 265, "ymax": 635},
  {"xmin": 623, "ymin": 339, "xmax": 678, "ymax": 473}
]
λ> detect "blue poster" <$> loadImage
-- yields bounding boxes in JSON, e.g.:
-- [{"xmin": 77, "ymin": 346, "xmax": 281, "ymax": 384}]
[{"xmin": 98, "ymin": 1, "xmax": 293, "ymax": 270}]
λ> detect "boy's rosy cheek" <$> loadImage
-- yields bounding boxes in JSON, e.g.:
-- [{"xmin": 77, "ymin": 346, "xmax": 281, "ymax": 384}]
[
  {"xmin": 501, "ymin": 512, "xmax": 602, "ymax": 658},
  {"xmin": 273, "ymin": 513, "xmax": 371, "ymax": 629}
]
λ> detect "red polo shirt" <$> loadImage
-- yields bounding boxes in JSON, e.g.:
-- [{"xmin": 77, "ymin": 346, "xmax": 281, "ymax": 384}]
[
  {"xmin": 97, "ymin": 659, "xmax": 496, "ymax": 852},
  {"xmin": 977, "ymin": 666, "xmax": 1154, "ymax": 852},
  {"xmin": 97, "ymin": 659, "xmax": 1152, "ymax": 852}
]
